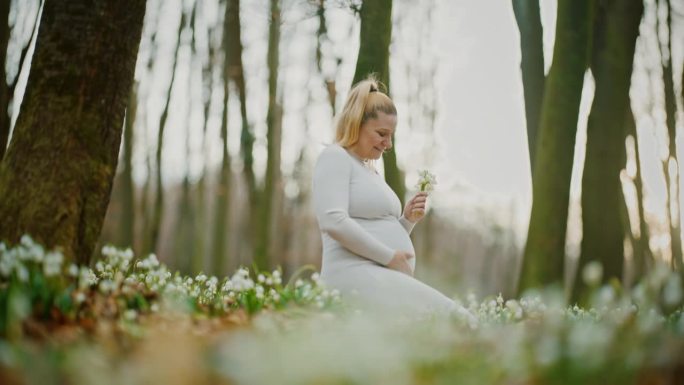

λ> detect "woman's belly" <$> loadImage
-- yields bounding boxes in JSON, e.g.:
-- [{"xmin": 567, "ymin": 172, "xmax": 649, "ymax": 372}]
[
  {"xmin": 321, "ymin": 216, "xmax": 416, "ymax": 275},
  {"xmin": 354, "ymin": 217, "xmax": 415, "ymax": 256}
]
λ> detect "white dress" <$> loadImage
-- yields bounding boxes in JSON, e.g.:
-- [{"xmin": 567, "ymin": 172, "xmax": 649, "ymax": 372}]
[{"xmin": 312, "ymin": 144, "xmax": 471, "ymax": 317}]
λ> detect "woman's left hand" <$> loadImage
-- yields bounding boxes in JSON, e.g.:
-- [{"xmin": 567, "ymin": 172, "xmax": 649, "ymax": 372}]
[{"xmin": 403, "ymin": 192, "xmax": 429, "ymax": 223}]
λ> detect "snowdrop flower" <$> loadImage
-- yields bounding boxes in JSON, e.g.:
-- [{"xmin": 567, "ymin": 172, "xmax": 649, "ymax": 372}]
[
  {"xmin": 67, "ymin": 264, "xmax": 79, "ymax": 277},
  {"xmin": 123, "ymin": 309, "xmax": 137, "ymax": 321},
  {"xmin": 582, "ymin": 261, "xmax": 603, "ymax": 286},
  {"xmin": 663, "ymin": 274, "xmax": 683, "ymax": 306},
  {"xmin": 74, "ymin": 291, "xmax": 86, "ymax": 304},
  {"xmin": 43, "ymin": 251, "xmax": 64, "ymax": 277},
  {"xmin": 196, "ymin": 274, "xmax": 207, "ymax": 283},
  {"xmin": 258, "ymin": 274, "xmax": 265, "ymax": 283},
  {"xmin": 415, "ymin": 169, "xmax": 437, "ymax": 192},
  {"xmin": 16, "ymin": 264, "xmax": 29, "ymax": 283}
]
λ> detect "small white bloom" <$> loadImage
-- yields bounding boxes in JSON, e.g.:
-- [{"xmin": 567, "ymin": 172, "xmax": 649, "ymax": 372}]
[
  {"xmin": 123, "ymin": 309, "xmax": 137, "ymax": 321},
  {"xmin": 67, "ymin": 264, "xmax": 79, "ymax": 277},
  {"xmin": 582, "ymin": 261, "xmax": 603, "ymax": 286},
  {"xmin": 74, "ymin": 291, "xmax": 86, "ymax": 304},
  {"xmin": 16, "ymin": 265, "xmax": 29, "ymax": 282},
  {"xmin": 663, "ymin": 274, "xmax": 683, "ymax": 306},
  {"xmin": 415, "ymin": 170, "xmax": 437, "ymax": 192}
]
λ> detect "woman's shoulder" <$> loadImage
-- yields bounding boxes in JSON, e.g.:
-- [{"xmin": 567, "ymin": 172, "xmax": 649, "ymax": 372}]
[
  {"xmin": 317, "ymin": 143, "xmax": 349, "ymax": 162},
  {"xmin": 314, "ymin": 143, "xmax": 352, "ymax": 173}
]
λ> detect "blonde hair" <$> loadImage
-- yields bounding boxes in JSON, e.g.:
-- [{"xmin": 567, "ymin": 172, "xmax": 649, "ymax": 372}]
[{"xmin": 335, "ymin": 75, "xmax": 397, "ymax": 147}]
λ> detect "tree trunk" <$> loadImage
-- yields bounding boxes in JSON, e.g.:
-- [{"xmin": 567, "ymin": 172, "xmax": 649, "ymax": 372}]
[
  {"xmin": 212, "ymin": 0, "xmax": 241, "ymax": 275},
  {"xmin": 518, "ymin": 0, "xmax": 593, "ymax": 293},
  {"xmin": 352, "ymin": 0, "xmax": 405, "ymax": 205},
  {"xmin": 228, "ymin": 0, "xmax": 257, "ymax": 264},
  {"xmin": 512, "ymin": 0, "xmax": 545, "ymax": 179},
  {"xmin": 572, "ymin": 0, "xmax": 643, "ymax": 304},
  {"xmin": 0, "ymin": 0, "xmax": 145, "ymax": 264},
  {"xmin": 252, "ymin": 0, "xmax": 282, "ymax": 271},
  {"xmin": 0, "ymin": 0, "xmax": 10, "ymax": 161},
  {"xmin": 194, "ymin": 3, "xmax": 215, "ymax": 274},
  {"xmin": 657, "ymin": 0, "xmax": 682, "ymax": 270},
  {"xmin": 120, "ymin": 84, "xmax": 137, "ymax": 249},
  {"xmin": 315, "ymin": 0, "xmax": 336, "ymax": 115},
  {"xmin": 627, "ymin": 105, "xmax": 653, "ymax": 282},
  {"xmin": 148, "ymin": 9, "xmax": 186, "ymax": 255}
]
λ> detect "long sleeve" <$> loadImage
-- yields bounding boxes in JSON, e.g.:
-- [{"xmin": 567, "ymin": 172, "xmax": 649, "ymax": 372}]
[
  {"xmin": 398, "ymin": 216, "xmax": 416, "ymax": 234},
  {"xmin": 313, "ymin": 146, "xmax": 395, "ymax": 266}
]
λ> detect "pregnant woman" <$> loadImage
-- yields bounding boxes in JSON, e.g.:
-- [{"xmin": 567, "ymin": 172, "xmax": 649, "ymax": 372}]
[{"xmin": 313, "ymin": 76, "xmax": 473, "ymax": 319}]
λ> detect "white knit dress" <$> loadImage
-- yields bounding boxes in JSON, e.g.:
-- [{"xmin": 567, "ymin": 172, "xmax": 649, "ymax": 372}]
[{"xmin": 313, "ymin": 144, "xmax": 469, "ymax": 316}]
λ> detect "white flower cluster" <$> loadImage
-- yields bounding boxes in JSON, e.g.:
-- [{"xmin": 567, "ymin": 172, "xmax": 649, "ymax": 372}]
[
  {"xmin": 461, "ymin": 293, "xmax": 548, "ymax": 324},
  {"xmin": 0, "ymin": 237, "xmax": 341, "ymax": 322},
  {"xmin": 0, "ymin": 235, "xmax": 53, "ymax": 281},
  {"xmin": 415, "ymin": 170, "xmax": 437, "ymax": 192}
]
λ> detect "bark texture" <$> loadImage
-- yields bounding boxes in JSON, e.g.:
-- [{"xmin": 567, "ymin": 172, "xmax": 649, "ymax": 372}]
[{"xmin": 0, "ymin": 0, "xmax": 146, "ymax": 264}]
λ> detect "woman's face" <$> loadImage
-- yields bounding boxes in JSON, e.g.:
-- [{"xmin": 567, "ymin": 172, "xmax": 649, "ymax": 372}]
[{"xmin": 349, "ymin": 112, "xmax": 397, "ymax": 160}]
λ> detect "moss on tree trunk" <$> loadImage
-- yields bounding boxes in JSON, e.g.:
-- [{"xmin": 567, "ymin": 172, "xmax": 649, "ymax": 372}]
[
  {"xmin": 0, "ymin": 0, "xmax": 146, "ymax": 265},
  {"xmin": 572, "ymin": 0, "xmax": 643, "ymax": 304},
  {"xmin": 512, "ymin": 0, "xmax": 545, "ymax": 180},
  {"xmin": 518, "ymin": 0, "xmax": 593, "ymax": 293}
]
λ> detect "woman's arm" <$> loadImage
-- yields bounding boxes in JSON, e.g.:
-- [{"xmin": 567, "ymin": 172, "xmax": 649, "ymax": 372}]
[{"xmin": 313, "ymin": 146, "xmax": 395, "ymax": 266}]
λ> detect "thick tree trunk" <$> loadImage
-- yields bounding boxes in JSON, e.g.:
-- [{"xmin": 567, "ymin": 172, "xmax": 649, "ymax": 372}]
[
  {"xmin": 352, "ymin": 0, "xmax": 405, "ymax": 205},
  {"xmin": 572, "ymin": 0, "xmax": 643, "ymax": 304},
  {"xmin": 518, "ymin": 0, "xmax": 593, "ymax": 293},
  {"xmin": 512, "ymin": 0, "xmax": 545, "ymax": 179},
  {"xmin": 0, "ymin": 0, "xmax": 145, "ymax": 264}
]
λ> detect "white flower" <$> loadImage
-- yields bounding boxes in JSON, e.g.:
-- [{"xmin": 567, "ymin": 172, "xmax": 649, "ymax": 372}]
[
  {"xmin": 663, "ymin": 274, "xmax": 683, "ymax": 306},
  {"xmin": 123, "ymin": 309, "xmax": 137, "ymax": 321},
  {"xmin": 582, "ymin": 261, "xmax": 603, "ymax": 286},
  {"xmin": 16, "ymin": 264, "xmax": 29, "ymax": 282},
  {"xmin": 67, "ymin": 264, "xmax": 79, "ymax": 277},
  {"xmin": 74, "ymin": 291, "xmax": 86, "ymax": 304},
  {"xmin": 415, "ymin": 169, "xmax": 437, "ymax": 192},
  {"xmin": 43, "ymin": 251, "xmax": 64, "ymax": 277}
]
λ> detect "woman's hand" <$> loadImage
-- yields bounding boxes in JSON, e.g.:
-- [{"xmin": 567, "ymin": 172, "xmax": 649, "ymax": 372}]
[
  {"xmin": 403, "ymin": 191, "xmax": 429, "ymax": 223},
  {"xmin": 387, "ymin": 251, "xmax": 414, "ymax": 276}
]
